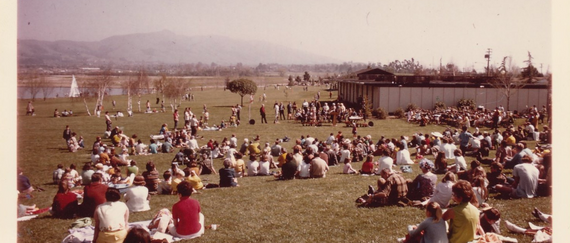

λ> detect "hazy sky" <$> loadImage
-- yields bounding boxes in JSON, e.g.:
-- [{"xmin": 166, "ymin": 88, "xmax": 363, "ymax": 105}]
[{"xmin": 18, "ymin": 0, "xmax": 551, "ymax": 72}]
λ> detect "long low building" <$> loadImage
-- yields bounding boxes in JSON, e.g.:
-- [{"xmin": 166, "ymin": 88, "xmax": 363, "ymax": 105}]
[{"xmin": 337, "ymin": 68, "xmax": 550, "ymax": 113}]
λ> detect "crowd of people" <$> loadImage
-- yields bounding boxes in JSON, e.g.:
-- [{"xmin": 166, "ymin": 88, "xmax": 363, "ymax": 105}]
[{"xmin": 19, "ymin": 94, "xmax": 554, "ymax": 243}]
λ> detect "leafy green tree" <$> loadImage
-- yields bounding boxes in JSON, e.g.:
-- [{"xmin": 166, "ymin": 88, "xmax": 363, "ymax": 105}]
[
  {"xmin": 228, "ymin": 78, "xmax": 258, "ymax": 106},
  {"xmin": 303, "ymin": 71, "xmax": 311, "ymax": 82}
]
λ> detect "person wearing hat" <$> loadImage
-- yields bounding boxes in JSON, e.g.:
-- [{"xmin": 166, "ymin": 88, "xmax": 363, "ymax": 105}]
[
  {"xmin": 407, "ymin": 159, "xmax": 437, "ymax": 202},
  {"xmin": 124, "ymin": 176, "xmax": 150, "ymax": 212}
]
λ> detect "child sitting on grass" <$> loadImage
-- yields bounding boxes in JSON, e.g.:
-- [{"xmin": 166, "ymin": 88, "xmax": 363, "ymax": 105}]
[
  {"xmin": 343, "ymin": 158, "xmax": 358, "ymax": 174},
  {"xmin": 405, "ymin": 202, "xmax": 448, "ymax": 243}
]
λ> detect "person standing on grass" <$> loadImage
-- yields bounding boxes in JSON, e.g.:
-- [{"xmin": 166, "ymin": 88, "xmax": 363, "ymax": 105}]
[
  {"xmin": 259, "ymin": 104, "xmax": 268, "ymax": 123},
  {"xmin": 63, "ymin": 125, "xmax": 72, "ymax": 146},
  {"xmin": 190, "ymin": 115, "xmax": 199, "ymax": 136},
  {"xmin": 442, "ymin": 180, "xmax": 480, "ymax": 243},
  {"xmin": 173, "ymin": 109, "xmax": 179, "ymax": 131},
  {"xmin": 104, "ymin": 111, "xmax": 113, "ymax": 132}
]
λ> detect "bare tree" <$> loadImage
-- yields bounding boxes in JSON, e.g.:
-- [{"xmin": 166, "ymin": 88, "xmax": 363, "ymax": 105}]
[
  {"xmin": 489, "ymin": 56, "xmax": 524, "ymax": 110},
  {"xmin": 86, "ymin": 68, "xmax": 114, "ymax": 115},
  {"xmin": 20, "ymin": 70, "xmax": 42, "ymax": 101},
  {"xmin": 162, "ymin": 77, "xmax": 189, "ymax": 112},
  {"xmin": 38, "ymin": 74, "xmax": 55, "ymax": 100}
]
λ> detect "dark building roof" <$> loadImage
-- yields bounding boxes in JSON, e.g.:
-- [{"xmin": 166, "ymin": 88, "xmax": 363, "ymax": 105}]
[{"xmin": 355, "ymin": 68, "xmax": 394, "ymax": 76}]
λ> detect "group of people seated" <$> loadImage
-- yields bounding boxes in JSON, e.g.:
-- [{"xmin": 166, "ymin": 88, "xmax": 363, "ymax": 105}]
[{"xmin": 34, "ymin": 101, "xmax": 552, "ymax": 242}]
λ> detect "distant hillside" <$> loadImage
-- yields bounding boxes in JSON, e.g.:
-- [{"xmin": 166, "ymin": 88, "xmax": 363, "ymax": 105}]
[{"xmin": 18, "ymin": 30, "xmax": 339, "ymax": 66}]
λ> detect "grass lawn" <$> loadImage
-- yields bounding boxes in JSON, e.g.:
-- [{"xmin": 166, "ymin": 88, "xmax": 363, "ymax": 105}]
[{"xmin": 17, "ymin": 84, "xmax": 551, "ymax": 243}]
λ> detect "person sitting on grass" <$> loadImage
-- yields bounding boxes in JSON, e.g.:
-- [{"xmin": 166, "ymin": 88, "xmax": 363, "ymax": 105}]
[
  {"xmin": 51, "ymin": 180, "xmax": 78, "ymax": 219},
  {"xmin": 258, "ymin": 155, "xmax": 271, "ymax": 176},
  {"xmin": 274, "ymin": 153, "xmax": 299, "ymax": 180},
  {"xmin": 396, "ymin": 143, "xmax": 414, "ymax": 165},
  {"xmin": 433, "ymin": 151, "xmax": 448, "ymax": 174},
  {"xmin": 359, "ymin": 154, "xmax": 374, "ymax": 175},
  {"xmin": 447, "ymin": 149, "xmax": 467, "ymax": 177},
  {"xmin": 405, "ymin": 202, "xmax": 448, "ymax": 243},
  {"xmin": 53, "ymin": 164, "xmax": 65, "ymax": 185},
  {"xmin": 442, "ymin": 180, "xmax": 480, "ymax": 243},
  {"xmin": 142, "ymin": 161, "xmax": 160, "ymax": 195},
  {"xmin": 355, "ymin": 168, "xmax": 409, "ymax": 207},
  {"xmin": 343, "ymin": 158, "xmax": 358, "ymax": 174},
  {"xmin": 494, "ymin": 156, "xmax": 539, "ymax": 199},
  {"xmin": 171, "ymin": 171, "xmax": 186, "ymax": 195},
  {"xmin": 149, "ymin": 181, "xmax": 205, "ymax": 239},
  {"xmin": 309, "ymin": 152, "xmax": 329, "ymax": 178},
  {"xmin": 504, "ymin": 208, "xmax": 552, "ymax": 242},
  {"xmin": 424, "ymin": 171, "xmax": 456, "ymax": 208},
  {"xmin": 186, "ymin": 170, "xmax": 204, "ymax": 191},
  {"xmin": 124, "ymin": 176, "xmax": 150, "ymax": 213},
  {"xmin": 219, "ymin": 158, "xmax": 239, "ymax": 187},
  {"xmin": 246, "ymin": 155, "xmax": 259, "ymax": 176},
  {"xmin": 123, "ymin": 226, "xmax": 151, "ymax": 243},
  {"xmin": 78, "ymin": 173, "xmax": 108, "ymax": 218},
  {"xmin": 93, "ymin": 188, "xmax": 129, "ymax": 243},
  {"xmin": 479, "ymin": 207, "xmax": 501, "ymax": 234},
  {"xmin": 407, "ymin": 159, "xmax": 437, "ymax": 202},
  {"xmin": 158, "ymin": 171, "xmax": 173, "ymax": 195},
  {"xmin": 233, "ymin": 152, "xmax": 246, "ymax": 178}
]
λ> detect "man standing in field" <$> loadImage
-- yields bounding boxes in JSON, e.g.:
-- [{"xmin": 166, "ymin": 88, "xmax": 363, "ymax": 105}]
[
  {"xmin": 260, "ymin": 104, "xmax": 267, "ymax": 124},
  {"xmin": 173, "ymin": 109, "xmax": 179, "ymax": 131},
  {"xmin": 190, "ymin": 115, "xmax": 199, "ymax": 136}
]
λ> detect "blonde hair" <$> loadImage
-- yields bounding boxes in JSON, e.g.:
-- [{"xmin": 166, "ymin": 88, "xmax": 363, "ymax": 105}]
[{"xmin": 426, "ymin": 201, "xmax": 443, "ymax": 223}]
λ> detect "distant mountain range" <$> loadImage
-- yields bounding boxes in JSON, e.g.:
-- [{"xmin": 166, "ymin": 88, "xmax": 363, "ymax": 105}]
[{"xmin": 18, "ymin": 30, "xmax": 339, "ymax": 66}]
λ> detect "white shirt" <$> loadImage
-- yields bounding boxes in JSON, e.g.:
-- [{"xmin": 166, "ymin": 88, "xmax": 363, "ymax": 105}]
[
  {"xmin": 513, "ymin": 163, "xmax": 539, "ymax": 198},
  {"xmin": 339, "ymin": 149, "xmax": 351, "ymax": 163},
  {"xmin": 454, "ymin": 156, "xmax": 467, "ymax": 171},
  {"xmin": 229, "ymin": 137, "xmax": 238, "ymax": 147},
  {"xmin": 326, "ymin": 135, "xmax": 335, "ymax": 145},
  {"xmin": 442, "ymin": 143, "xmax": 457, "ymax": 159},
  {"xmin": 247, "ymin": 160, "xmax": 259, "ymax": 176},
  {"xmin": 298, "ymin": 162, "xmax": 311, "ymax": 178},
  {"xmin": 95, "ymin": 201, "xmax": 129, "ymax": 231},
  {"xmin": 377, "ymin": 156, "xmax": 394, "ymax": 173},
  {"xmin": 124, "ymin": 185, "xmax": 150, "ymax": 212},
  {"xmin": 428, "ymin": 181, "xmax": 454, "ymax": 208},
  {"xmin": 396, "ymin": 149, "xmax": 414, "ymax": 165},
  {"xmin": 188, "ymin": 139, "xmax": 199, "ymax": 150},
  {"xmin": 258, "ymin": 161, "xmax": 270, "ymax": 175}
]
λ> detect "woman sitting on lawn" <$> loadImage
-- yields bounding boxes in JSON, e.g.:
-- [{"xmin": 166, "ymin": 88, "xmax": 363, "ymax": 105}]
[
  {"xmin": 396, "ymin": 143, "xmax": 414, "ymax": 165},
  {"xmin": 343, "ymin": 158, "xmax": 358, "ymax": 174},
  {"xmin": 433, "ymin": 151, "xmax": 448, "ymax": 174},
  {"xmin": 442, "ymin": 180, "xmax": 480, "ymax": 243},
  {"xmin": 51, "ymin": 180, "xmax": 78, "ymax": 219},
  {"xmin": 219, "ymin": 158, "xmax": 238, "ymax": 187},
  {"xmin": 447, "ymin": 149, "xmax": 467, "ymax": 176},
  {"xmin": 93, "ymin": 188, "xmax": 129, "ymax": 243},
  {"xmin": 407, "ymin": 202, "xmax": 448, "ymax": 243},
  {"xmin": 425, "ymin": 171, "xmax": 456, "ymax": 208}
]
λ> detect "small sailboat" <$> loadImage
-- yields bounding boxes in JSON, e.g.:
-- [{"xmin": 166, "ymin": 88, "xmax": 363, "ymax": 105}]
[{"xmin": 69, "ymin": 75, "xmax": 81, "ymax": 97}]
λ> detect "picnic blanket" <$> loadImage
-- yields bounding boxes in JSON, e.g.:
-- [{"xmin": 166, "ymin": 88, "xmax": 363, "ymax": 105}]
[{"xmin": 61, "ymin": 220, "xmax": 184, "ymax": 243}]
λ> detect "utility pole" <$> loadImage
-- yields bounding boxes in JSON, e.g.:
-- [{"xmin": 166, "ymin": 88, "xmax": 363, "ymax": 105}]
[{"xmin": 485, "ymin": 48, "xmax": 492, "ymax": 77}]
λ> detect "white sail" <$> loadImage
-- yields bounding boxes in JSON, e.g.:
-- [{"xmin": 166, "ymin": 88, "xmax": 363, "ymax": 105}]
[{"xmin": 69, "ymin": 75, "xmax": 81, "ymax": 97}]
